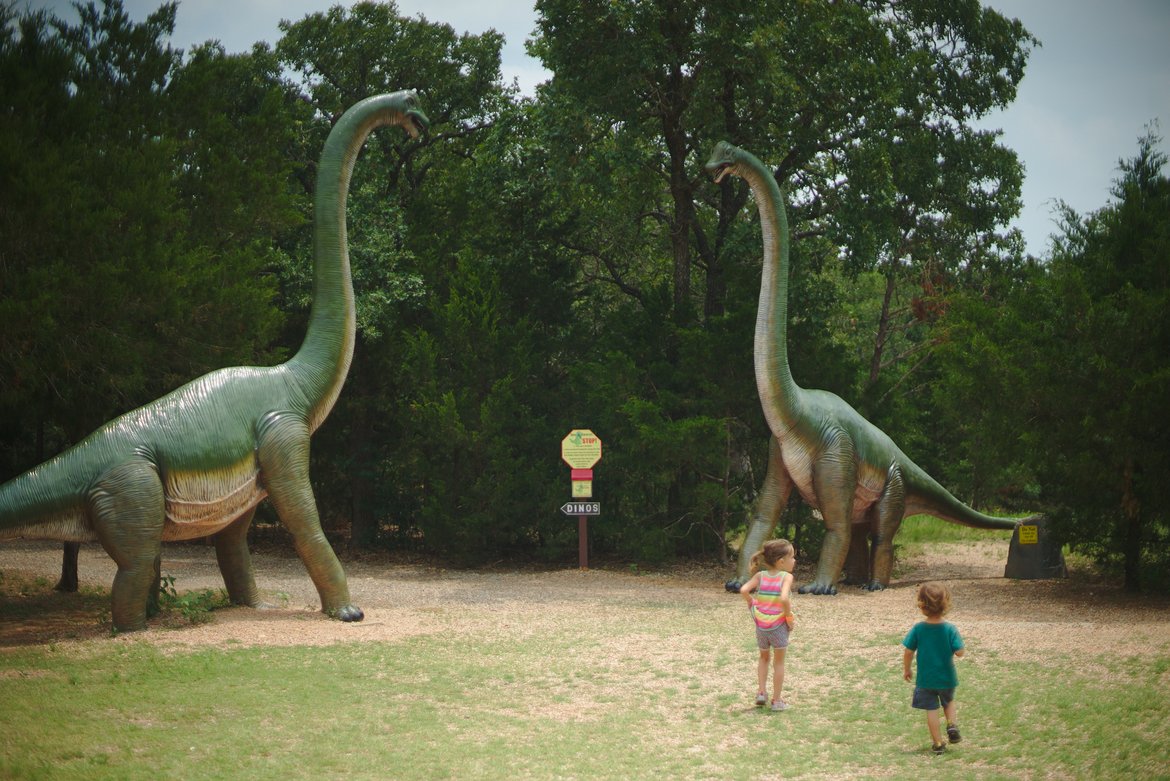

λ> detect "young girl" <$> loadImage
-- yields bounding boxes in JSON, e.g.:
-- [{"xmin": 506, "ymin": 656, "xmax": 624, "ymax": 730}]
[{"xmin": 739, "ymin": 539, "xmax": 796, "ymax": 711}]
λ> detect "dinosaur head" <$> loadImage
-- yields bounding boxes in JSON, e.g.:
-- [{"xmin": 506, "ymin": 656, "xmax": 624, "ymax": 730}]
[
  {"xmin": 392, "ymin": 90, "xmax": 430, "ymax": 138},
  {"xmin": 705, "ymin": 141, "xmax": 743, "ymax": 183}
]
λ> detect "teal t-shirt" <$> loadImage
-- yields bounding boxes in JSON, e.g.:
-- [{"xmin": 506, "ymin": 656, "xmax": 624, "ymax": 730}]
[{"xmin": 902, "ymin": 621, "xmax": 964, "ymax": 689}]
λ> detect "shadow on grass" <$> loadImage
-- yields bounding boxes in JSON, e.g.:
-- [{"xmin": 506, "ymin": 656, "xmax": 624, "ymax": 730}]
[{"xmin": 0, "ymin": 580, "xmax": 111, "ymax": 646}]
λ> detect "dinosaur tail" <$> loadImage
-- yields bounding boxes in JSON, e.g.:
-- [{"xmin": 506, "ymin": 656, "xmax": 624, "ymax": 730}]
[
  {"xmin": 902, "ymin": 461, "xmax": 1035, "ymax": 531},
  {"xmin": 0, "ymin": 451, "xmax": 94, "ymax": 542}
]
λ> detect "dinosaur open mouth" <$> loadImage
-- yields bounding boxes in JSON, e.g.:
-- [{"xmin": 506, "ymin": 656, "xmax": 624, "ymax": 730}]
[
  {"xmin": 406, "ymin": 113, "xmax": 426, "ymax": 139},
  {"xmin": 711, "ymin": 163, "xmax": 732, "ymax": 183}
]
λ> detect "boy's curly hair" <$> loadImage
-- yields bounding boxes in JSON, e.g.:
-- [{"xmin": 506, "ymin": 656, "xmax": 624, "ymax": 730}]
[{"xmin": 916, "ymin": 581, "xmax": 952, "ymax": 618}]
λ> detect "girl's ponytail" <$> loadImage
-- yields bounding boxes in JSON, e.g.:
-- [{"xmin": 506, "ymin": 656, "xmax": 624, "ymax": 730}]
[{"xmin": 751, "ymin": 539, "xmax": 794, "ymax": 574}]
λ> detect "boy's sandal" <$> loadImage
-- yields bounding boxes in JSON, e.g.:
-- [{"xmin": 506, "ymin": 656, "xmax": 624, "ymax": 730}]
[
  {"xmin": 932, "ymin": 743, "xmax": 947, "ymax": 754},
  {"xmin": 946, "ymin": 725, "xmax": 961, "ymax": 743}
]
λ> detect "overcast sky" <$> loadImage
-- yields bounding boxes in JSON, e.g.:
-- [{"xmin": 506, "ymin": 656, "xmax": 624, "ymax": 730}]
[{"xmin": 28, "ymin": 0, "xmax": 1170, "ymax": 258}]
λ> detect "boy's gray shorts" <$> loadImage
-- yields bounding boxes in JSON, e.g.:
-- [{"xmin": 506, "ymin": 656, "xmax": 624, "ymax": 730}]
[
  {"xmin": 756, "ymin": 623, "xmax": 790, "ymax": 650},
  {"xmin": 911, "ymin": 687, "xmax": 955, "ymax": 710}
]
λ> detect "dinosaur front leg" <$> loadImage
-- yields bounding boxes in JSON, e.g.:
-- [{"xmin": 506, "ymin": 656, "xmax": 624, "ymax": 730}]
[
  {"xmin": 87, "ymin": 459, "xmax": 166, "ymax": 632},
  {"xmin": 214, "ymin": 506, "xmax": 264, "ymax": 607},
  {"xmin": 732, "ymin": 437, "xmax": 793, "ymax": 590},
  {"xmin": 147, "ymin": 552, "xmax": 162, "ymax": 617},
  {"xmin": 257, "ymin": 414, "xmax": 363, "ymax": 622},
  {"xmin": 799, "ymin": 440, "xmax": 857, "ymax": 595}
]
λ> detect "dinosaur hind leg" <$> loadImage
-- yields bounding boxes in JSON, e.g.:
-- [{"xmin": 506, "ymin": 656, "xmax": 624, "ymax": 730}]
[
  {"xmin": 214, "ymin": 506, "xmax": 263, "ymax": 607},
  {"xmin": 842, "ymin": 526, "xmax": 870, "ymax": 585},
  {"xmin": 87, "ymin": 459, "xmax": 166, "ymax": 632},
  {"xmin": 866, "ymin": 466, "xmax": 906, "ymax": 591},
  {"xmin": 257, "ymin": 413, "xmax": 362, "ymax": 622}
]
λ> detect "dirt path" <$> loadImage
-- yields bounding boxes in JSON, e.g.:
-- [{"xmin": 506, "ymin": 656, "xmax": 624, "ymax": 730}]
[{"xmin": 2, "ymin": 539, "xmax": 1168, "ymax": 660}]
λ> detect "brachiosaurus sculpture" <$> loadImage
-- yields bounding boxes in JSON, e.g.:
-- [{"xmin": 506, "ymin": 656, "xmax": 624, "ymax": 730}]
[
  {"xmin": 0, "ymin": 92, "xmax": 428, "ymax": 630},
  {"xmin": 706, "ymin": 141, "xmax": 1032, "ymax": 594}
]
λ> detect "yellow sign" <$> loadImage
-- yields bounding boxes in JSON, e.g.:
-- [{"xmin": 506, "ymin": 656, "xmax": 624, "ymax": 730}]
[
  {"xmin": 1018, "ymin": 525, "xmax": 1039, "ymax": 545},
  {"xmin": 561, "ymin": 429, "xmax": 602, "ymax": 469},
  {"xmin": 572, "ymin": 480, "xmax": 593, "ymax": 498}
]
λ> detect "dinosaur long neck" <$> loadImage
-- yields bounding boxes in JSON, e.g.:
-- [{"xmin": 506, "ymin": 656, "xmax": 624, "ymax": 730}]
[
  {"xmin": 741, "ymin": 152, "xmax": 802, "ymax": 433},
  {"xmin": 288, "ymin": 96, "xmax": 407, "ymax": 432}
]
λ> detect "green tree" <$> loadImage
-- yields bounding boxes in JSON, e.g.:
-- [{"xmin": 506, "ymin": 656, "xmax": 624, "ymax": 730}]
[
  {"xmin": 531, "ymin": 0, "xmax": 1034, "ymax": 321},
  {"xmin": 1, "ymin": 0, "xmax": 186, "ymax": 467},
  {"xmin": 273, "ymin": 2, "xmax": 536, "ymax": 552},
  {"xmin": 525, "ymin": 0, "xmax": 1036, "ymax": 559},
  {"xmin": 1035, "ymin": 134, "xmax": 1170, "ymax": 591},
  {"xmin": 0, "ymin": 0, "xmax": 293, "ymax": 476},
  {"xmin": 164, "ymin": 39, "xmax": 310, "ymax": 373},
  {"xmin": 936, "ymin": 133, "xmax": 1170, "ymax": 591}
]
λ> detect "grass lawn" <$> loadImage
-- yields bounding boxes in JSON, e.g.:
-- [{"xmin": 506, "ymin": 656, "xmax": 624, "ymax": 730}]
[{"xmin": 2, "ymin": 533, "xmax": 1168, "ymax": 781}]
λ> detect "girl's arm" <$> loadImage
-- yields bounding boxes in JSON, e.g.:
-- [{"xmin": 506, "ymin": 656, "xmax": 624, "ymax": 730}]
[
  {"xmin": 779, "ymin": 571, "xmax": 793, "ymax": 613},
  {"xmin": 739, "ymin": 574, "xmax": 761, "ymax": 606}
]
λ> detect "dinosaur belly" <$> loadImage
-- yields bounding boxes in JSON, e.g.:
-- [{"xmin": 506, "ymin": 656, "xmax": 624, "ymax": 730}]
[
  {"xmin": 779, "ymin": 443, "xmax": 818, "ymax": 506},
  {"xmin": 850, "ymin": 483, "xmax": 881, "ymax": 522},
  {"xmin": 779, "ymin": 437, "xmax": 888, "ymax": 522},
  {"xmin": 162, "ymin": 468, "xmax": 266, "ymax": 541}
]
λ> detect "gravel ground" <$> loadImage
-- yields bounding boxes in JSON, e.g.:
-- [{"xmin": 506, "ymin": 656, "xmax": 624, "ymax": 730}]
[{"xmin": 2, "ymin": 538, "xmax": 1169, "ymax": 661}]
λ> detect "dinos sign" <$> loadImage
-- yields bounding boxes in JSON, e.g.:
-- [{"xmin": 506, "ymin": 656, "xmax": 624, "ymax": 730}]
[{"xmin": 561, "ymin": 429, "xmax": 601, "ymax": 569}]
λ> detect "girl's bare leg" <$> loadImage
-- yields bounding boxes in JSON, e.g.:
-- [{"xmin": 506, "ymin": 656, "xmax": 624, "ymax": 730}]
[
  {"xmin": 772, "ymin": 647, "xmax": 787, "ymax": 703},
  {"xmin": 757, "ymin": 650, "xmax": 770, "ymax": 696}
]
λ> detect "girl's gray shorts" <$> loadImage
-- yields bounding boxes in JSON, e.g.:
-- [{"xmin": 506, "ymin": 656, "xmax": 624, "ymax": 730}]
[{"xmin": 756, "ymin": 623, "xmax": 790, "ymax": 650}]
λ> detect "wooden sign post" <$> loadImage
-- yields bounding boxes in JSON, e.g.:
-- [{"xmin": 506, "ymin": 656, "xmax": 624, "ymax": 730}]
[{"xmin": 561, "ymin": 429, "xmax": 602, "ymax": 569}]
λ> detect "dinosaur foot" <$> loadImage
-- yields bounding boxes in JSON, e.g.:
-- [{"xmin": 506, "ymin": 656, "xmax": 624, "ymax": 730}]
[
  {"xmin": 798, "ymin": 583, "xmax": 838, "ymax": 596},
  {"xmin": 725, "ymin": 580, "xmax": 743, "ymax": 593},
  {"xmin": 860, "ymin": 580, "xmax": 886, "ymax": 592},
  {"xmin": 328, "ymin": 605, "xmax": 365, "ymax": 622}
]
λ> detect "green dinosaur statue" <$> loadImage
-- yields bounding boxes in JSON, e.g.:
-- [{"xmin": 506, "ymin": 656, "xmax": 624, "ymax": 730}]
[
  {"xmin": 706, "ymin": 141, "xmax": 1032, "ymax": 595},
  {"xmin": 0, "ymin": 91, "xmax": 428, "ymax": 630}
]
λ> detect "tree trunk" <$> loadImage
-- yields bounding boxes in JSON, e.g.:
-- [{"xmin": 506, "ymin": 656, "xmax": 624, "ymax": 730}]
[
  {"xmin": 662, "ymin": 62, "xmax": 694, "ymax": 324},
  {"xmin": 1122, "ymin": 457, "xmax": 1142, "ymax": 592},
  {"xmin": 868, "ymin": 272, "xmax": 897, "ymax": 389}
]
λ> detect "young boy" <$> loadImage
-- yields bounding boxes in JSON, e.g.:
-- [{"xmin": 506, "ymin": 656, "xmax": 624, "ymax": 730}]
[{"xmin": 902, "ymin": 581, "xmax": 965, "ymax": 754}]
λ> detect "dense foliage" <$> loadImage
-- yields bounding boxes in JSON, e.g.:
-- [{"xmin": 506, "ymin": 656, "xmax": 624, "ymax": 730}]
[
  {"xmin": 3, "ymin": 1, "xmax": 1165, "ymax": 589},
  {"xmin": 932, "ymin": 135, "xmax": 1170, "ymax": 591}
]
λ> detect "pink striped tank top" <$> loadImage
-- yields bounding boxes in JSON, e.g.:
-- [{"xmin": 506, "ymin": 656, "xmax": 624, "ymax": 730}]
[{"xmin": 751, "ymin": 571, "xmax": 790, "ymax": 630}]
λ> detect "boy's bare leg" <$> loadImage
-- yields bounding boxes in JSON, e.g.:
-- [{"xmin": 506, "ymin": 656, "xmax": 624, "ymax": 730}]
[
  {"xmin": 925, "ymin": 708, "xmax": 945, "ymax": 745},
  {"xmin": 943, "ymin": 699, "xmax": 958, "ymax": 727}
]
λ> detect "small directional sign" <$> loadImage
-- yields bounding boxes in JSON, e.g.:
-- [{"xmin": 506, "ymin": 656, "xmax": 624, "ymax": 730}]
[{"xmin": 560, "ymin": 502, "xmax": 601, "ymax": 516}]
